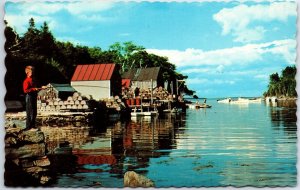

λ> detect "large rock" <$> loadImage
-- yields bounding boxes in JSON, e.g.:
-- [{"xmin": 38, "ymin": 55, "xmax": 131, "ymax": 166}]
[
  {"xmin": 6, "ymin": 143, "xmax": 46, "ymax": 159},
  {"xmin": 124, "ymin": 171, "xmax": 155, "ymax": 187},
  {"xmin": 18, "ymin": 130, "xmax": 45, "ymax": 144},
  {"xmin": 5, "ymin": 129, "xmax": 45, "ymax": 147}
]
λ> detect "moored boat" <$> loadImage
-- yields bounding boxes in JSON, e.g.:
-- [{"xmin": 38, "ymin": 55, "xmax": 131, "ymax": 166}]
[
  {"xmin": 131, "ymin": 111, "xmax": 158, "ymax": 117},
  {"xmin": 196, "ymin": 104, "xmax": 212, "ymax": 108},
  {"xmin": 249, "ymin": 97, "xmax": 262, "ymax": 103},
  {"xmin": 231, "ymin": 97, "xmax": 249, "ymax": 104},
  {"xmin": 217, "ymin": 98, "xmax": 231, "ymax": 103},
  {"xmin": 187, "ymin": 103, "xmax": 211, "ymax": 109}
]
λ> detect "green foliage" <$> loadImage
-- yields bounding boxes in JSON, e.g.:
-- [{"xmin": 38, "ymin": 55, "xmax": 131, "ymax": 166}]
[
  {"xmin": 264, "ymin": 65, "xmax": 297, "ymax": 97},
  {"xmin": 5, "ymin": 18, "xmax": 195, "ymax": 100}
]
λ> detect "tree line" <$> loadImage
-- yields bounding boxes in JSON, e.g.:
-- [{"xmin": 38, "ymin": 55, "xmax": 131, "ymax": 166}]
[
  {"xmin": 5, "ymin": 18, "xmax": 194, "ymax": 101},
  {"xmin": 264, "ymin": 65, "xmax": 297, "ymax": 97}
]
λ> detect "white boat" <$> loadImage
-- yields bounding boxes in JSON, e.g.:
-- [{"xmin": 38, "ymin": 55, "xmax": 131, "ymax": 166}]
[
  {"xmin": 249, "ymin": 98, "xmax": 262, "ymax": 103},
  {"xmin": 217, "ymin": 98, "xmax": 231, "ymax": 103},
  {"xmin": 131, "ymin": 110, "xmax": 158, "ymax": 117},
  {"xmin": 231, "ymin": 97, "xmax": 249, "ymax": 104},
  {"xmin": 187, "ymin": 104, "xmax": 197, "ymax": 109},
  {"xmin": 188, "ymin": 103, "xmax": 211, "ymax": 109}
]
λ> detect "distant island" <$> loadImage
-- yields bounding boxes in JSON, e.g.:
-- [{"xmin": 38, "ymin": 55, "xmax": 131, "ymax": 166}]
[{"xmin": 264, "ymin": 65, "xmax": 297, "ymax": 98}]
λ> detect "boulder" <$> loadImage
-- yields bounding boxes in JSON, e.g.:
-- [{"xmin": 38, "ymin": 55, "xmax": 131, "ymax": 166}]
[
  {"xmin": 18, "ymin": 130, "xmax": 45, "ymax": 144},
  {"xmin": 124, "ymin": 171, "xmax": 155, "ymax": 187},
  {"xmin": 6, "ymin": 143, "xmax": 46, "ymax": 159}
]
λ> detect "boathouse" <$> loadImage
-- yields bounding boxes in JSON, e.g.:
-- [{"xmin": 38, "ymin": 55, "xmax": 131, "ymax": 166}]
[
  {"xmin": 71, "ymin": 63, "xmax": 121, "ymax": 100},
  {"xmin": 122, "ymin": 67, "xmax": 163, "ymax": 90}
]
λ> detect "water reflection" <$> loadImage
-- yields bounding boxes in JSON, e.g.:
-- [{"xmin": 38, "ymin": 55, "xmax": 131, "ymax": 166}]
[
  {"xmin": 268, "ymin": 101, "xmax": 297, "ymax": 137},
  {"xmin": 39, "ymin": 113, "xmax": 186, "ymax": 187},
  {"xmin": 36, "ymin": 100, "xmax": 297, "ymax": 187},
  {"xmin": 109, "ymin": 115, "xmax": 185, "ymax": 173}
]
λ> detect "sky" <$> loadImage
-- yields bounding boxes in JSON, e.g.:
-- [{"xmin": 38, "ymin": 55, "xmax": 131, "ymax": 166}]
[{"xmin": 4, "ymin": 0, "xmax": 297, "ymax": 98}]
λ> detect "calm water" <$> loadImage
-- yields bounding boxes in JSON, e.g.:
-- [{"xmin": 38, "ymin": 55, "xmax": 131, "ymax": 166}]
[{"xmin": 40, "ymin": 99, "xmax": 297, "ymax": 187}]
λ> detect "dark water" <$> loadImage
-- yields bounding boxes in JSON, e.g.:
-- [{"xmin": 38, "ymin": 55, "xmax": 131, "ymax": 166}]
[{"xmin": 40, "ymin": 99, "xmax": 297, "ymax": 187}]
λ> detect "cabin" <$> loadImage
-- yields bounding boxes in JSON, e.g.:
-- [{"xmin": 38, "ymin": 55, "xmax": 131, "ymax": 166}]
[
  {"xmin": 121, "ymin": 67, "xmax": 163, "ymax": 90},
  {"xmin": 71, "ymin": 63, "xmax": 121, "ymax": 100}
]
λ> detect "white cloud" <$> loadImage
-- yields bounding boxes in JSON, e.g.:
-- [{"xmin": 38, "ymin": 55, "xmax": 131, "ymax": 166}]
[
  {"xmin": 65, "ymin": 1, "xmax": 114, "ymax": 15},
  {"xmin": 77, "ymin": 14, "xmax": 110, "ymax": 22},
  {"xmin": 146, "ymin": 39, "xmax": 296, "ymax": 68},
  {"xmin": 5, "ymin": 0, "xmax": 116, "ymax": 34},
  {"xmin": 15, "ymin": 0, "xmax": 115, "ymax": 15},
  {"xmin": 216, "ymin": 65, "xmax": 224, "ymax": 73},
  {"xmin": 234, "ymin": 26, "xmax": 266, "ymax": 43},
  {"xmin": 213, "ymin": 2, "xmax": 296, "ymax": 43}
]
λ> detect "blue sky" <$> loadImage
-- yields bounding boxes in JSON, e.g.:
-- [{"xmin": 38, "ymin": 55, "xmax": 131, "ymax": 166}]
[{"xmin": 4, "ymin": 0, "xmax": 297, "ymax": 98}]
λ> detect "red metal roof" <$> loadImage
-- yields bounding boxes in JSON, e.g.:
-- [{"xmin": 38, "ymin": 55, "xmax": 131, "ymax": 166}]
[
  {"xmin": 71, "ymin": 63, "xmax": 116, "ymax": 81},
  {"xmin": 122, "ymin": 79, "xmax": 131, "ymax": 88}
]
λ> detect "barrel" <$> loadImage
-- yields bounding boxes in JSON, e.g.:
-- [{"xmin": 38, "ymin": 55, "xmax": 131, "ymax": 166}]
[
  {"xmin": 130, "ymin": 98, "xmax": 135, "ymax": 105},
  {"xmin": 135, "ymin": 98, "xmax": 141, "ymax": 106},
  {"xmin": 126, "ymin": 99, "xmax": 131, "ymax": 106}
]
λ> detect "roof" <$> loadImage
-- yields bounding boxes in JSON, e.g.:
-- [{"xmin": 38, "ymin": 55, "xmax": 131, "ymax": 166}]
[
  {"xmin": 71, "ymin": 63, "xmax": 116, "ymax": 81},
  {"xmin": 49, "ymin": 83, "xmax": 76, "ymax": 92},
  {"xmin": 122, "ymin": 67, "xmax": 160, "ymax": 81},
  {"xmin": 122, "ymin": 79, "xmax": 131, "ymax": 88}
]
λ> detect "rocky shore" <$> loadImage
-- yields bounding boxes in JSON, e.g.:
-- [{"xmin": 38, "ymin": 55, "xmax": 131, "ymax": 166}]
[
  {"xmin": 4, "ymin": 115, "xmax": 155, "ymax": 187},
  {"xmin": 5, "ymin": 125, "xmax": 52, "ymax": 186},
  {"xmin": 265, "ymin": 96, "xmax": 297, "ymax": 108}
]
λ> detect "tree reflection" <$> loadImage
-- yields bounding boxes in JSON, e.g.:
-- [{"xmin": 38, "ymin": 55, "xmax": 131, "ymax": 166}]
[{"xmin": 269, "ymin": 101, "xmax": 297, "ymax": 137}]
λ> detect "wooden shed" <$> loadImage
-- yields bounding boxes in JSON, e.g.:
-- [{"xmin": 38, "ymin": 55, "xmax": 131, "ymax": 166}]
[
  {"xmin": 38, "ymin": 83, "xmax": 76, "ymax": 101},
  {"xmin": 121, "ymin": 67, "xmax": 163, "ymax": 90},
  {"xmin": 71, "ymin": 63, "xmax": 121, "ymax": 100}
]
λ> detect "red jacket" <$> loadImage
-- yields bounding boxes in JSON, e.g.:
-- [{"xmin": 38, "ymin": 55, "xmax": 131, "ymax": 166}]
[{"xmin": 23, "ymin": 77, "xmax": 36, "ymax": 94}]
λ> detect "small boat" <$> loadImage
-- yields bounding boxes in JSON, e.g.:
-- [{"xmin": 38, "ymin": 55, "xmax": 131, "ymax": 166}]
[
  {"xmin": 231, "ymin": 97, "xmax": 249, "ymax": 104},
  {"xmin": 188, "ymin": 103, "xmax": 211, "ymax": 109},
  {"xmin": 217, "ymin": 98, "xmax": 231, "ymax": 103},
  {"xmin": 163, "ymin": 107, "xmax": 179, "ymax": 113},
  {"xmin": 187, "ymin": 104, "xmax": 197, "ymax": 109},
  {"xmin": 131, "ymin": 110, "xmax": 158, "ymax": 117},
  {"xmin": 249, "ymin": 97, "xmax": 262, "ymax": 103},
  {"xmin": 196, "ymin": 104, "xmax": 212, "ymax": 108}
]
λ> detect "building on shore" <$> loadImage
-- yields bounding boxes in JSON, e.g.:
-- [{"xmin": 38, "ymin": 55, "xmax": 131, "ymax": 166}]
[
  {"xmin": 38, "ymin": 83, "xmax": 76, "ymax": 101},
  {"xmin": 71, "ymin": 63, "xmax": 122, "ymax": 100},
  {"xmin": 121, "ymin": 67, "xmax": 163, "ymax": 91}
]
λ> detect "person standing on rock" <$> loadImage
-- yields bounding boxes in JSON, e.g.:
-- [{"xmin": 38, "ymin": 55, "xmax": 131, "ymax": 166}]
[{"xmin": 23, "ymin": 66, "xmax": 46, "ymax": 131}]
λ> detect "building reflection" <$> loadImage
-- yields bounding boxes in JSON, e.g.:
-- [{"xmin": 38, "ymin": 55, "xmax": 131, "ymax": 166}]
[
  {"xmin": 110, "ymin": 115, "xmax": 185, "ymax": 175},
  {"xmin": 40, "ymin": 113, "xmax": 186, "ymax": 181}
]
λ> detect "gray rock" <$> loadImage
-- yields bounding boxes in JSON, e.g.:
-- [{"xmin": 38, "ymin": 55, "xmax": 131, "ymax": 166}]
[
  {"xmin": 6, "ymin": 143, "xmax": 46, "ymax": 159},
  {"xmin": 20, "ymin": 159, "xmax": 35, "ymax": 168},
  {"xmin": 5, "ymin": 136, "xmax": 18, "ymax": 146},
  {"xmin": 40, "ymin": 175, "xmax": 51, "ymax": 184},
  {"xmin": 124, "ymin": 171, "xmax": 155, "ymax": 187},
  {"xmin": 24, "ymin": 166, "xmax": 47, "ymax": 173},
  {"xmin": 18, "ymin": 130, "xmax": 45, "ymax": 144},
  {"xmin": 34, "ymin": 157, "xmax": 51, "ymax": 167}
]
